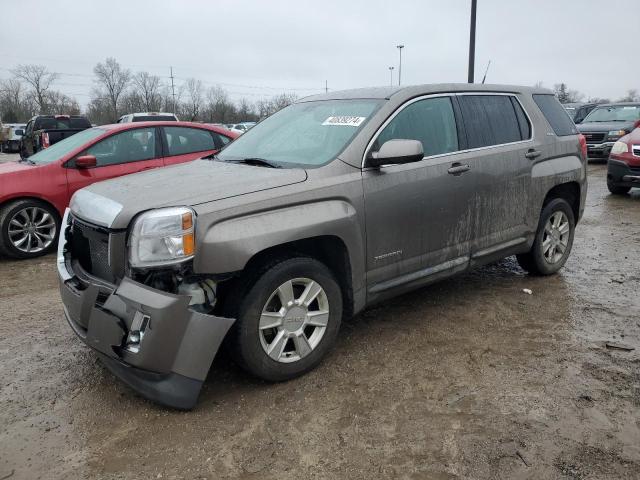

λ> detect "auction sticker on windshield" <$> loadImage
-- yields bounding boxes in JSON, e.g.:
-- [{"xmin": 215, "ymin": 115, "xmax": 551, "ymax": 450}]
[{"xmin": 322, "ymin": 116, "xmax": 366, "ymax": 126}]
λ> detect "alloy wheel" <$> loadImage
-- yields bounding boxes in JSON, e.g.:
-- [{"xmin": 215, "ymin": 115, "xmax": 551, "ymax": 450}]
[
  {"xmin": 542, "ymin": 211, "xmax": 570, "ymax": 264},
  {"xmin": 259, "ymin": 277, "xmax": 329, "ymax": 363},
  {"xmin": 7, "ymin": 207, "xmax": 57, "ymax": 254}
]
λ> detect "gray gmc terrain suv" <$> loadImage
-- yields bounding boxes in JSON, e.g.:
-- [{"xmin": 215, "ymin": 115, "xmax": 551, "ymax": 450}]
[{"xmin": 58, "ymin": 84, "xmax": 587, "ymax": 409}]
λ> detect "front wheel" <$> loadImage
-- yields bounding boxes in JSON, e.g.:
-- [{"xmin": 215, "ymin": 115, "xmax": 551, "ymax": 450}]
[
  {"xmin": 517, "ymin": 198, "xmax": 575, "ymax": 276},
  {"xmin": 0, "ymin": 199, "xmax": 60, "ymax": 259},
  {"xmin": 228, "ymin": 257, "xmax": 343, "ymax": 382}
]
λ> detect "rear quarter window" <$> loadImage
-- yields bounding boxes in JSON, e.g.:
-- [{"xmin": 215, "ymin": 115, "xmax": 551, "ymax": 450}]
[{"xmin": 532, "ymin": 94, "xmax": 578, "ymax": 136}]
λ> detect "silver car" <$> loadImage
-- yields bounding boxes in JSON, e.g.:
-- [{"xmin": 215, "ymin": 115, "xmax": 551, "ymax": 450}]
[{"xmin": 58, "ymin": 84, "xmax": 587, "ymax": 408}]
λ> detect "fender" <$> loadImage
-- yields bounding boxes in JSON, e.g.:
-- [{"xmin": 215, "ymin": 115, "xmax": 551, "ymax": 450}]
[
  {"xmin": 530, "ymin": 154, "xmax": 586, "ymax": 222},
  {"xmin": 194, "ymin": 200, "xmax": 364, "ymax": 292}
]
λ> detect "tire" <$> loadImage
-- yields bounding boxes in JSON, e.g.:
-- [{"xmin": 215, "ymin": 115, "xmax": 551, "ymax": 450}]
[
  {"xmin": 516, "ymin": 198, "xmax": 575, "ymax": 276},
  {"xmin": 227, "ymin": 256, "xmax": 343, "ymax": 382},
  {"xmin": 607, "ymin": 182, "xmax": 630, "ymax": 195},
  {"xmin": 0, "ymin": 199, "xmax": 60, "ymax": 259}
]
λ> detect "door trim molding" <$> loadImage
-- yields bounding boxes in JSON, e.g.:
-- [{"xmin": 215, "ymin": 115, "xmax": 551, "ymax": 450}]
[{"xmin": 369, "ymin": 255, "xmax": 468, "ymax": 294}]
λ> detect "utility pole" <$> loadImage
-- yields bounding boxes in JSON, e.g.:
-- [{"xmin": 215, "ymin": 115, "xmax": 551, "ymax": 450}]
[
  {"xmin": 468, "ymin": 0, "xmax": 477, "ymax": 83},
  {"xmin": 325, "ymin": 80, "xmax": 328, "ymax": 93},
  {"xmin": 396, "ymin": 45, "xmax": 404, "ymax": 86},
  {"xmin": 388, "ymin": 66, "xmax": 394, "ymax": 86},
  {"xmin": 170, "ymin": 66, "xmax": 176, "ymax": 113}
]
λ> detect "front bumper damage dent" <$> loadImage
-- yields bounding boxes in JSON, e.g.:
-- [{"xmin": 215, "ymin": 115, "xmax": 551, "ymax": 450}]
[{"xmin": 59, "ymin": 265, "xmax": 235, "ymax": 410}]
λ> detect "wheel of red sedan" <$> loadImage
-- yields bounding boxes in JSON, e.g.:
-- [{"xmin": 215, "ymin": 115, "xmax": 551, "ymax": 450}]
[{"xmin": 0, "ymin": 199, "xmax": 60, "ymax": 259}]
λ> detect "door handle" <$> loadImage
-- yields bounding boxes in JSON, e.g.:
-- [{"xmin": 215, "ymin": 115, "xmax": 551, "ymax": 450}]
[
  {"xmin": 525, "ymin": 149, "xmax": 541, "ymax": 159},
  {"xmin": 447, "ymin": 163, "xmax": 471, "ymax": 175}
]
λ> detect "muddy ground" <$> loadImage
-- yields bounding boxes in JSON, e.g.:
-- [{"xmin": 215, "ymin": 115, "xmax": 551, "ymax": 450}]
[{"xmin": 0, "ymin": 163, "xmax": 638, "ymax": 480}]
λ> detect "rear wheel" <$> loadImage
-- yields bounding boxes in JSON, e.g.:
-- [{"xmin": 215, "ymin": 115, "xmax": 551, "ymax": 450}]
[
  {"xmin": 517, "ymin": 198, "xmax": 575, "ymax": 276},
  {"xmin": 0, "ymin": 199, "xmax": 60, "ymax": 259},
  {"xmin": 607, "ymin": 182, "xmax": 631, "ymax": 195},
  {"xmin": 227, "ymin": 256, "xmax": 343, "ymax": 381}
]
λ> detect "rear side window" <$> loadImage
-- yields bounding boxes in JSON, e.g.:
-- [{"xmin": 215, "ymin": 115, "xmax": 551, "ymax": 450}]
[
  {"xmin": 458, "ymin": 95, "xmax": 524, "ymax": 148},
  {"xmin": 532, "ymin": 94, "xmax": 578, "ymax": 136},
  {"xmin": 35, "ymin": 117, "xmax": 90, "ymax": 130},
  {"xmin": 373, "ymin": 96, "xmax": 459, "ymax": 157}
]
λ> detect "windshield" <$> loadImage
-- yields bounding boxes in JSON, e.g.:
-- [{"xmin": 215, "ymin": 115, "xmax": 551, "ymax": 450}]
[
  {"xmin": 217, "ymin": 99, "xmax": 382, "ymax": 167},
  {"xmin": 583, "ymin": 105, "xmax": 640, "ymax": 123},
  {"xmin": 30, "ymin": 128, "xmax": 106, "ymax": 165}
]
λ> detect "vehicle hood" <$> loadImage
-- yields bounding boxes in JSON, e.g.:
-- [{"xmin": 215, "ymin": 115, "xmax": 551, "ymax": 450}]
[
  {"xmin": 0, "ymin": 160, "xmax": 35, "ymax": 175},
  {"xmin": 577, "ymin": 121, "xmax": 636, "ymax": 133},
  {"xmin": 71, "ymin": 159, "xmax": 308, "ymax": 229}
]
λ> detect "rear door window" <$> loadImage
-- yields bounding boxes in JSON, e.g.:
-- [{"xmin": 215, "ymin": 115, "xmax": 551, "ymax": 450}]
[
  {"xmin": 532, "ymin": 94, "xmax": 578, "ymax": 136},
  {"xmin": 34, "ymin": 117, "xmax": 90, "ymax": 130},
  {"xmin": 164, "ymin": 127, "xmax": 216, "ymax": 155},
  {"xmin": 373, "ymin": 96, "xmax": 459, "ymax": 157},
  {"xmin": 458, "ymin": 95, "xmax": 524, "ymax": 148}
]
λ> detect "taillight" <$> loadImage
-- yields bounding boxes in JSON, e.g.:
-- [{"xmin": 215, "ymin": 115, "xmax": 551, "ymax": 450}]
[
  {"xmin": 41, "ymin": 132, "xmax": 50, "ymax": 148},
  {"xmin": 578, "ymin": 134, "xmax": 587, "ymax": 160}
]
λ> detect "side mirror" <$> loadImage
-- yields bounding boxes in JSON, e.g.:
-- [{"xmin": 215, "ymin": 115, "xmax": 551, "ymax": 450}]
[
  {"xmin": 366, "ymin": 139, "xmax": 424, "ymax": 168},
  {"xmin": 75, "ymin": 155, "xmax": 97, "ymax": 169}
]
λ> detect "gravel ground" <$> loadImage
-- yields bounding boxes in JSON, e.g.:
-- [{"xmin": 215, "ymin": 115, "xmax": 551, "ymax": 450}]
[{"xmin": 0, "ymin": 163, "xmax": 639, "ymax": 480}]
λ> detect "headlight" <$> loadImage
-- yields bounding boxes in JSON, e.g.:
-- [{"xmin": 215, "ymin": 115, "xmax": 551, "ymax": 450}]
[
  {"xmin": 610, "ymin": 141, "xmax": 629, "ymax": 155},
  {"xmin": 129, "ymin": 207, "xmax": 195, "ymax": 268},
  {"xmin": 608, "ymin": 129, "xmax": 627, "ymax": 139}
]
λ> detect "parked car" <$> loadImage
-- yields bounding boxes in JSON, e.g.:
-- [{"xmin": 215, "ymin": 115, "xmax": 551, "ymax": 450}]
[
  {"xmin": 607, "ymin": 127, "xmax": 640, "ymax": 195},
  {"xmin": 0, "ymin": 122, "xmax": 236, "ymax": 259},
  {"xmin": 6, "ymin": 124, "xmax": 27, "ymax": 152},
  {"xmin": 576, "ymin": 103, "xmax": 640, "ymax": 159},
  {"xmin": 117, "ymin": 112, "xmax": 179, "ymax": 123},
  {"xmin": 20, "ymin": 115, "xmax": 92, "ymax": 159},
  {"xmin": 0, "ymin": 123, "xmax": 25, "ymax": 152},
  {"xmin": 58, "ymin": 83, "xmax": 587, "ymax": 409},
  {"xmin": 563, "ymin": 102, "xmax": 597, "ymax": 124}
]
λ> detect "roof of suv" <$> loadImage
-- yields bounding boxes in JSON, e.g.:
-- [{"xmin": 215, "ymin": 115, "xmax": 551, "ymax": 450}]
[{"xmin": 299, "ymin": 83, "xmax": 552, "ymax": 102}]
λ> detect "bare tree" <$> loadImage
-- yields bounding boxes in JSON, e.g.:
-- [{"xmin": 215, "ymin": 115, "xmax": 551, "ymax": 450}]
[
  {"xmin": 183, "ymin": 78, "xmax": 203, "ymax": 121},
  {"xmin": 205, "ymin": 86, "xmax": 233, "ymax": 123},
  {"xmin": 586, "ymin": 96, "xmax": 611, "ymax": 104},
  {"xmin": 132, "ymin": 72, "xmax": 163, "ymax": 111},
  {"xmin": 11, "ymin": 64, "xmax": 58, "ymax": 114},
  {"xmin": 93, "ymin": 57, "xmax": 131, "ymax": 122},
  {"xmin": 618, "ymin": 89, "xmax": 639, "ymax": 102}
]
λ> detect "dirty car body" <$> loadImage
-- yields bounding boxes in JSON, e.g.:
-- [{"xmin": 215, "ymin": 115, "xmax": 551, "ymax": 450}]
[{"xmin": 59, "ymin": 84, "xmax": 587, "ymax": 409}]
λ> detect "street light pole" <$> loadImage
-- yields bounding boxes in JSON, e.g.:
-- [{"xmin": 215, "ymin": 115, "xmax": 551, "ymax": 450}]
[
  {"xmin": 468, "ymin": 0, "xmax": 477, "ymax": 83},
  {"xmin": 396, "ymin": 44, "xmax": 404, "ymax": 86},
  {"xmin": 388, "ymin": 66, "xmax": 394, "ymax": 86}
]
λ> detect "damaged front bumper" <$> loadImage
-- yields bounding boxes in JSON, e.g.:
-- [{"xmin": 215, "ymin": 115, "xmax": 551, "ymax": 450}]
[{"xmin": 57, "ymin": 210, "xmax": 235, "ymax": 409}]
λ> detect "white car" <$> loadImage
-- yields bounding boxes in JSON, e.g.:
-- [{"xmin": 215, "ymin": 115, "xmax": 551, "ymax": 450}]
[{"xmin": 117, "ymin": 112, "xmax": 179, "ymax": 123}]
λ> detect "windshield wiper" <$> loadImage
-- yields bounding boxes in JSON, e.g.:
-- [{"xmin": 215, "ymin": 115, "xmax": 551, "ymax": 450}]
[
  {"xmin": 228, "ymin": 157, "xmax": 281, "ymax": 168},
  {"xmin": 19, "ymin": 157, "xmax": 35, "ymax": 165}
]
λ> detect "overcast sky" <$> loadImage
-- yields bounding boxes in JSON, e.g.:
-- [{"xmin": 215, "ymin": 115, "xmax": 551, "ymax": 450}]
[{"xmin": 0, "ymin": 0, "xmax": 636, "ymax": 107}]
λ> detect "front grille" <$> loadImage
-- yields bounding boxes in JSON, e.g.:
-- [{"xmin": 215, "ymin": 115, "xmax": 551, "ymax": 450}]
[
  {"xmin": 632, "ymin": 145, "xmax": 640, "ymax": 157},
  {"xmin": 583, "ymin": 132, "xmax": 606, "ymax": 144},
  {"xmin": 70, "ymin": 216, "xmax": 113, "ymax": 282}
]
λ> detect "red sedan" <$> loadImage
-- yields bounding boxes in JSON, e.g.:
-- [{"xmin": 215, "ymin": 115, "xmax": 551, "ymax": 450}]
[{"xmin": 0, "ymin": 121, "xmax": 237, "ymax": 259}]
